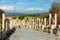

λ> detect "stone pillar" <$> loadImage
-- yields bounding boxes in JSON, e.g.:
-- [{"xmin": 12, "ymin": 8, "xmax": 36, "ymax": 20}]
[
  {"xmin": 44, "ymin": 18, "xmax": 47, "ymax": 27},
  {"xmin": 49, "ymin": 13, "xmax": 52, "ymax": 26},
  {"xmin": 2, "ymin": 13, "xmax": 5, "ymax": 32},
  {"xmin": 55, "ymin": 13, "xmax": 57, "ymax": 28},
  {"xmin": 39, "ymin": 18, "xmax": 41, "ymax": 27},
  {"xmin": 49, "ymin": 13, "xmax": 53, "ymax": 34},
  {"xmin": 41, "ymin": 18, "xmax": 44, "ymax": 32},
  {"xmin": 33, "ymin": 19, "xmax": 34, "ymax": 29}
]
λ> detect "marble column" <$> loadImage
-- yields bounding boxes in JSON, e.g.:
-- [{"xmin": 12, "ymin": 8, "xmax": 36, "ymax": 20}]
[
  {"xmin": 49, "ymin": 13, "xmax": 52, "ymax": 26},
  {"xmin": 41, "ymin": 18, "xmax": 44, "ymax": 32},
  {"xmin": 44, "ymin": 18, "xmax": 47, "ymax": 27},
  {"xmin": 2, "ymin": 13, "xmax": 5, "ymax": 32},
  {"xmin": 55, "ymin": 13, "xmax": 57, "ymax": 28},
  {"xmin": 39, "ymin": 18, "xmax": 41, "ymax": 27},
  {"xmin": 49, "ymin": 13, "xmax": 53, "ymax": 34}
]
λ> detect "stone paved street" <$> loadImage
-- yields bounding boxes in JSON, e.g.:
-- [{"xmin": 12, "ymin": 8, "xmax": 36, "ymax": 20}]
[{"xmin": 10, "ymin": 27, "xmax": 60, "ymax": 40}]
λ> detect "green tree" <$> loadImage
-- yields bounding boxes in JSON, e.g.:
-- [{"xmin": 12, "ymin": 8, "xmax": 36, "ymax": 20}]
[
  {"xmin": 49, "ymin": 2, "xmax": 60, "ymax": 24},
  {"xmin": 49, "ymin": 2, "xmax": 60, "ymax": 14}
]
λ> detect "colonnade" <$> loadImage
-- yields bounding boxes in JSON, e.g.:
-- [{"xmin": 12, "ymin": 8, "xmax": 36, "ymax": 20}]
[{"xmin": 41, "ymin": 13, "xmax": 58, "ymax": 34}]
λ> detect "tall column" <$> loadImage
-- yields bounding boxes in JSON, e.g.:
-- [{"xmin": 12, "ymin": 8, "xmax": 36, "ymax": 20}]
[
  {"xmin": 2, "ymin": 13, "xmax": 5, "ymax": 32},
  {"xmin": 39, "ymin": 18, "xmax": 41, "ymax": 27},
  {"xmin": 55, "ymin": 13, "xmax": 57, "ymax": 28},
  {"xmin": 44, "ymin": 18, "xmax": 47, "ymax": 27},
  {"xmin": 49, "ymin": 13, "xmax": 53, "ymax": 34},
  {"xmin": 33, "ymin": 18, "xmax": 34, "ymax": 29},
  {"xmin": 41, "ymin": 18, "xmax": 44, "ymax": 32},
  {"xmin": 49, "ymin": 13, "xmax": 52, "ymax": 26}
]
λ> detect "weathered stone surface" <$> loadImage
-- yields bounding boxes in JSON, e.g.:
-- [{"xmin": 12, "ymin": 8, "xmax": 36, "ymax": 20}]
[{"xmin": 10, "ymin": 27, "xmax": 60, "ymax": 40}]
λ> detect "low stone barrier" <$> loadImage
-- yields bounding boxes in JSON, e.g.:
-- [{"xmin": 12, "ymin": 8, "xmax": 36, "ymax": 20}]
[{"xmin": 0, "ymin": 27, "xmax": 16, "ymax": 40}]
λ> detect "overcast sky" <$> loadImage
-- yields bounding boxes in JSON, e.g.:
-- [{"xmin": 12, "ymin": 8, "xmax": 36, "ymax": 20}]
[{"xmin": 0, "ymin": 0, "xmax": 59, "ymax": 13}]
